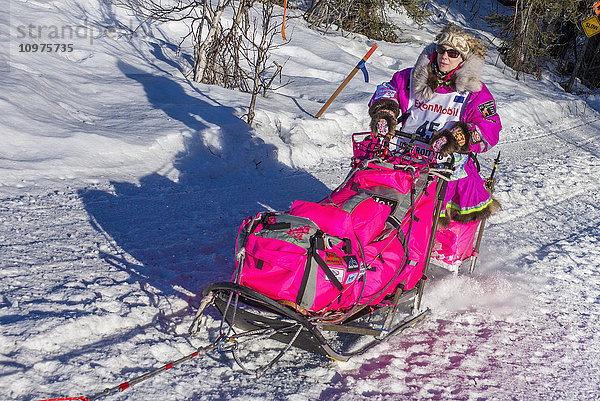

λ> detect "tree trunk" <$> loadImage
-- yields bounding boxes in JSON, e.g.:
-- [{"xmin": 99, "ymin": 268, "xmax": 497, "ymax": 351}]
[
  {"xmin": 193, "ymin": 0, "xmax": 228, "ymax": 82},
  {"xmin": 247, "ymin": 6, "xmax": 270, "ymax": 125},
  {"xmin": 566, "ymin": 36, "xmax": 589, "ymax": 93},
  {"xmin": 515, "ymin": 0, "xmax": 534, "ymax": 79}
]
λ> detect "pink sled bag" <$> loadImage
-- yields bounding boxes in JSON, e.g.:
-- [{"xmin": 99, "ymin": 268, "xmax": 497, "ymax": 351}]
[{"xmin": 233, "ymin": 157, "xmax": 439, "ymax": 315}]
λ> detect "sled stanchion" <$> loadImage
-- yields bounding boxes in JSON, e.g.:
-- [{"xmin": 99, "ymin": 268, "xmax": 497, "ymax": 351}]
[
  {"xmin": 468, "ymin": 151, "xmax": 500, "ymax": 274},
  {"xmin": 314, "ymin": 44, "xmax": 377, "ymax": 118},
  {"xmin": 414, "ymin": 177, "xmax": 449, "ymax": 313},
  {"xmin": 468, "ymin": 220, "xmax": 486, "ymax": 274},
  {"xmin": 381, "ymin": 287, "xmax": 405, "ymax": 334}
]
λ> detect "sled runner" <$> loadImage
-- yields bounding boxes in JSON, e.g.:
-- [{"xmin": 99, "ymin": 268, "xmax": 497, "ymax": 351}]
[{"xmin": 188, "ymin": 130, "xmax": 457, "ymax": 372}]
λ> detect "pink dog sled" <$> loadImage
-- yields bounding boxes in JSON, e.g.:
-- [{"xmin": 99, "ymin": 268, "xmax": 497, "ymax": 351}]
[
  {"xmin": 189, "ymin": 130, "xmax": 494, "ymax": 374},
  {"xmin": 37, "ymin": 130, "xmax": 503, "ymax": 401}
]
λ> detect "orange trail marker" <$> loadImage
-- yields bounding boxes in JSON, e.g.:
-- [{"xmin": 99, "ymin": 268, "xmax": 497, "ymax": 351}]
[{"xmin": 282, "ymin": 0, "xmax": 288, "ymax": 40}]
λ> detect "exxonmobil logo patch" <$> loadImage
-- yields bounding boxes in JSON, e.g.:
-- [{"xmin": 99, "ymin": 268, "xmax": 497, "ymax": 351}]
[{"xmin": 414, "ymin": 99, "xmax": 460, "ymax": 117}]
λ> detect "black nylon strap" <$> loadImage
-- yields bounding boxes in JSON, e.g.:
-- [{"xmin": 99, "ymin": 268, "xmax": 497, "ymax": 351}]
[
  {"xmin": 248, "ymin": 217, "xmax": 262, "ymax": 235},
  {"xmin": 386, "ymin": 216, "xmax": 407, "ymax": 245},
  {"xmin": 312, "ymin": 249, "xmax": 344, "ymax": 291},
  {"xmin": 249, "ymin": 212, "xmax": 274, "ymax": 234},
  {"xmin": 263, "ymin": 222, "xmax": 291, "ymax": 230},
  {"xmin": 314, "ymin": 234, "xmax": 326, "ymax": 251},
  {"xmin": 296, "ymin": 231, "xmax": 347, "ymax": 305},
  {"xmin": 386, "ymin": 216, "xmax": 402, "ymax": 230},
  {"xmin": 469, "ymin": 152, "xmax": 481, "ymax": 173},
  {"xmin": 343, "ymin": 238, "xmax": 352, "ymax": 255},
  {"xmin": 296, "ymin": 255, "xmax": 313, "ymax": 306},
  {"xmin": 397, "ymin": 227, "xmax": 406, "ymax": 244},
  {"xmin": 398, "ymin": 111, "xmax": 410, "ymax": 124}
]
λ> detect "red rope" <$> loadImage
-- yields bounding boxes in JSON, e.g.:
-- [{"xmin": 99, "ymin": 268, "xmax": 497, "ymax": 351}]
[{"xmin": 38, "ymin": 346, "xmax": 213, "ymax": 401}]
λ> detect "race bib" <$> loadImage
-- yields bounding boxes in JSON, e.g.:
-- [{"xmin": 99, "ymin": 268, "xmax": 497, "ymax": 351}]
[{"xmin": 402, "ymin": 83, "xmax": 469, "ymax": 141}]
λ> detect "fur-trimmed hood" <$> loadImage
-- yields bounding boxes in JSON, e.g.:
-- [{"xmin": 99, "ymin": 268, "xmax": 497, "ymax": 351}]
[{"xmin": 412, "ymin": 25, "xmax": 487, "ymax": 101}]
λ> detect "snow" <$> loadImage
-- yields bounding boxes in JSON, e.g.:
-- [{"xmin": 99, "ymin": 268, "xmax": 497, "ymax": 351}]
[{"xmin": 2, "ymin": 0, "xmax": 600, "ymax": 400}]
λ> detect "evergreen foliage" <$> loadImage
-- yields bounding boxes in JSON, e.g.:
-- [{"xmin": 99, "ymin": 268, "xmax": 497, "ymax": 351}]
[
  {"xmin": 486, "ymin": 0, "xmax": 599, "ymax": 90},
  {"xmin": 303, "ymin": 0, "xmax": 431, "ymax": 42}
]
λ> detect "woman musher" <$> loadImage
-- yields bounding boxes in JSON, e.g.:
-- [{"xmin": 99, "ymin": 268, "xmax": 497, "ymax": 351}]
[{"xmin": 368, "ymin": 23, "xmax": 502, "ymax": 267}]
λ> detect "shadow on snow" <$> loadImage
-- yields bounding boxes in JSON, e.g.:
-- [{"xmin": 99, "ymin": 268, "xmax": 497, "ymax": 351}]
[{"xmin": 78, "ymin": 62, "xmax": 330, "ymax": 307}]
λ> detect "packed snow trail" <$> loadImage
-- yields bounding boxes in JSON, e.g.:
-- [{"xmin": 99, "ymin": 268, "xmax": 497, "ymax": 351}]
[{"xmin": 2, "ymin": 116, "xmax": 600, "ymax": 401}]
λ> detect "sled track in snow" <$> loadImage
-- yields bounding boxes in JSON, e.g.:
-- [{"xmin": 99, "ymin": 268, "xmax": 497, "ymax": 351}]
[
  {"xmin": 2, "ymin": 113, "xmax": 600, "ymax": 400},
  {"xmin": 501, "ymin": 115, "xmax": 600, "ymax": 147}
]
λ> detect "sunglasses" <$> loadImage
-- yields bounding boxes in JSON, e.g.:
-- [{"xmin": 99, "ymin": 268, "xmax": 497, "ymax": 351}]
[{"xmin": 436, "ymin": 46, "xmax": 461, "ymax": 59}]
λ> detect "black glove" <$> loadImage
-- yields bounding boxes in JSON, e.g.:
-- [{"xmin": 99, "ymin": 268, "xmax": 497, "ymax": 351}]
[
  {"xmin": 430, "ymin": 121, "xmax": 471, "ymax": 157},
  {"xmin": 369, "ymin": 99, "xmax": 400, "ymax": 137}
]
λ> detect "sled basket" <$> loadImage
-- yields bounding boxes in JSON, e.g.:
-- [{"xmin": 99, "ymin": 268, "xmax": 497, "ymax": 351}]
[
  {"xmin": 190, "ymin": 130, "xmax": 453, "ymax": 373},
  {"xmin": 200, "ymin": 281, "xmax": 431, "ymax": 361}
]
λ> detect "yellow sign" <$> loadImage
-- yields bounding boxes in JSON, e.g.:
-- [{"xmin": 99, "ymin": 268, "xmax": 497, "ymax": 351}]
[
  {"xmin": 582, "ymin": 15, "xmax": 600, "ymax": 38},
  {"xmin": 594, "ymin": 1, "xmax": 600, "ymax": 15}
]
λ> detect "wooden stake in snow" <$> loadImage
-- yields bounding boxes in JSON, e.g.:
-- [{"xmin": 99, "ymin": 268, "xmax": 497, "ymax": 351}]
[{"xmin": 314, "ymin": 44, "xmax": 377, "ymax": 118}]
